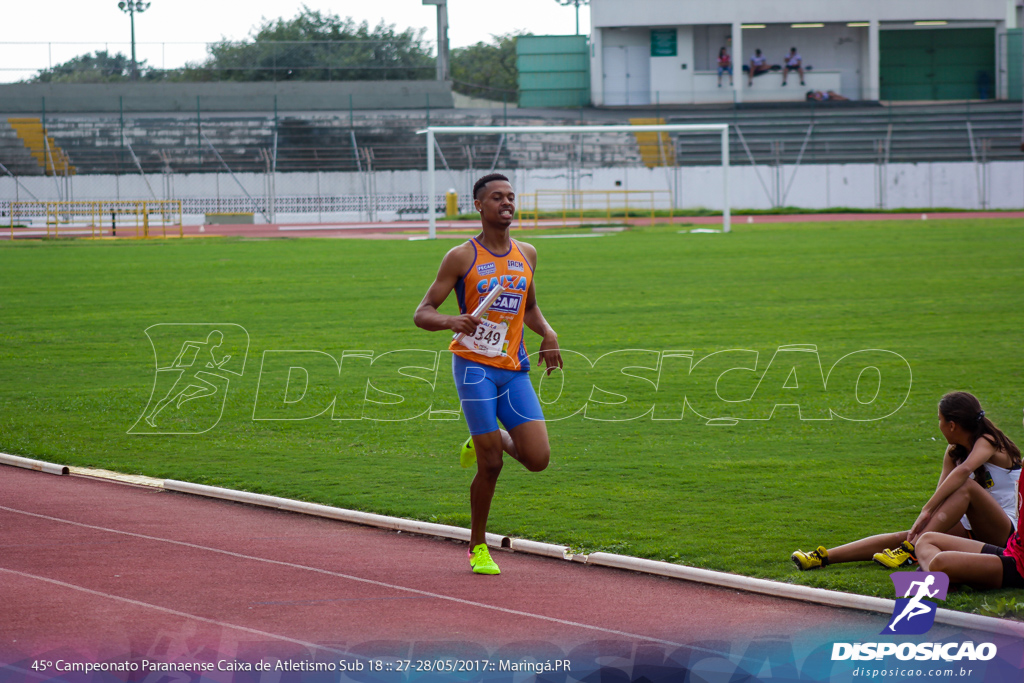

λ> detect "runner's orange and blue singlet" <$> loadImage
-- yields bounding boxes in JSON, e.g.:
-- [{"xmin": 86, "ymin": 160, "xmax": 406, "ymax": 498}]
[{"xmin": 449, "ymin": 238, "xmax": 533, "ymax": 371}]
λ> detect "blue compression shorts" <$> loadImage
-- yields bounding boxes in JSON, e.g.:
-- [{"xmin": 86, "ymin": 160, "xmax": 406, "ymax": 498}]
[{"xmin": 452, "ymin": 354, "xmax": 545, "ymax": 435}]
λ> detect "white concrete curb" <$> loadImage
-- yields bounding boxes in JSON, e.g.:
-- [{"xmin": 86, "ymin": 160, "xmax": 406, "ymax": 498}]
[
  {"xmin": 0, "ymin": 452, "xmax": 68, "ymax": 476},
  {"xmin": 583, "ymin": 552, "xmax": 1024, "ymax": 637},
  {"xmin": 5, "ymin": 456, "xmax": 1023, "ymax": 637},
  {"xmin": 164, "ymin": 480, "xmax": 510, "ymax": 549},
  {"xmin": 509, "ymin": 537, "xmax": 574, "ymax": 560}
]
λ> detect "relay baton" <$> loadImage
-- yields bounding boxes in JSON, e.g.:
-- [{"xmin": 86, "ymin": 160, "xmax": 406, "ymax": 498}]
[{"xmin": 453, "ymin": 284, "xmax": 505, "ymax": 344}]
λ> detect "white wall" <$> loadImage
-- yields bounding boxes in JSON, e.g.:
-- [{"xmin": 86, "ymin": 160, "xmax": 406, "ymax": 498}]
[
  {"xmin": 590, "ymin": 0, "xmax": 1012, "ymax": 105},
  {"xmin": 0, "ymin": 170, "xmax": 440, "ymax": 205},
  {"xmin": 512, "ymin": 162, "xmax": 1020, "ymax": 211},
  {"xmin": 591, "ymin": 0, "xmax": 1008, "ymax": 27},
  {"xmin": 601, "ymin": 28, "xmax": 650, "ymax": 50},
  {"xmin": 649, "ymin": 27, "xmax": 695, "ymax": 105},
  {"xmin": 589, "ymin": 29, "xmax": 604, "ymax": 109},
  {"xmin": 740, "ymin": 24, "xmax": 865, "ymax": 98},
  {"xmin": 693, "ymin": 25, "xmax": 733, "ymax": 72},
  {"xmin": 600, "ymin": 29, "xmax": 652, "ymax": 106},
  {"xmin": 599, "ymin": 22, "xmax": 856, "ymax": 104},
  {"xmin": 3, "ymin": 160, "xmax": 1020, "ymax": 222}
]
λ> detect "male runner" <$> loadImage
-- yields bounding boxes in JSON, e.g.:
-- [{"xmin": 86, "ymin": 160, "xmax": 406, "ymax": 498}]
[{"xmin": 414, "ymin": 173, "xmax": 562, "ymax": 575}]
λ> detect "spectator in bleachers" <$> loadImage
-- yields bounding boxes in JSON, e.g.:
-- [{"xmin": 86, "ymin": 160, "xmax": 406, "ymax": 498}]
[
  {"xmin": 747, "ymin": 49, "xmax": 770, "ymax": 86},
  {"xmin": 717, "ymin": 47, "xmax": 733, "ymax": 87},
  {"xmin": 783, "ymin": 47, "xmax": 805, "ymax": 86}
]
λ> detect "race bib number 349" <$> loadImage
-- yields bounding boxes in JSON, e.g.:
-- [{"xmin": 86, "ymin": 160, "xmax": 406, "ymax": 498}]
[{"xmin": 457, "ymin": 319, "xmax": 508, "ymax": 357}]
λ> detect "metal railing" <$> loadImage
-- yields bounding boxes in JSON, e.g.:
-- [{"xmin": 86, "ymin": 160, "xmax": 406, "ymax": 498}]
[
  {"xmin": 518, "ymin": 189, "xmax": 674, "ymax": 228},
  {"xmin": 8, "ymin": 199, "xmax": 183, "ymax": 239}
]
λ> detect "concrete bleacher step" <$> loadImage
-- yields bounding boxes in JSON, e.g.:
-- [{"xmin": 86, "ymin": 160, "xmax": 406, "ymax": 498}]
[
  {"xmin": 628, "ymin": 117, "xmax": 677, "ymax": 168},
  {"xmin": 0, "ymin": 123, "xmax": 44, "ymax": 176},
  {"xmin": 667, "ymin": 101, "xmax": 1022, "ymax": 165},
  {"xmin": 3, "ymin": 101, "xmax": 1018, "ymax": 175},
  {"xmin": 35, "ymin": 112, "xmax": 524, "ymax": 175},
  {"xmin": 505, "ymin": 130, "xmax": 642, "ymax": 168},
  {"xmin": 7, "ymin": 118, "xmax": 75, "ymax": 175}
]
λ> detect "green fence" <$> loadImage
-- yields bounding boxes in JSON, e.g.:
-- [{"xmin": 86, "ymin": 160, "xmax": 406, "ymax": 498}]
[
  {"xmin": 1008, "ymin": 29, "xmax": 1022, "ymax": 101},
  {"xmin": 516, "ymin": 35, "xmax": 590, "ymax": 108},
  {"xmin": 880, "ymin": 28, "xmax": 995, "ymax": 101}
]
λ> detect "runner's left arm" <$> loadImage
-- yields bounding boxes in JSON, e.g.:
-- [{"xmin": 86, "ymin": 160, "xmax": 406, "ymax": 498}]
[{"xmin": 519, "ymin": 242, "xmax": 562, "ymax": 374}]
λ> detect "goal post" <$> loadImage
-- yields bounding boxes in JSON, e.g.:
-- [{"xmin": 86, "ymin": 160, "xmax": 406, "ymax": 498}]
[{"xmin": 418, "ymin": 123, "xmax": 730, "ymax": 238}]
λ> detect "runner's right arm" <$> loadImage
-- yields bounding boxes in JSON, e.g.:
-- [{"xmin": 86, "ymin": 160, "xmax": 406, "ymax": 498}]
[
  {"xmin": 910, "ymin": 441, "xmax": 998, "ymax": 539},
  {"xmin": 414, "ymin": 244, "xmax": 482, "ymax": 335}
]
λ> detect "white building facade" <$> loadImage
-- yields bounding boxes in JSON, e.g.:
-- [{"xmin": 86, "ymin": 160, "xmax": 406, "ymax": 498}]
[{"xmin": 589, "ymin": 0, "xmax": 1020, "ymax": 105}]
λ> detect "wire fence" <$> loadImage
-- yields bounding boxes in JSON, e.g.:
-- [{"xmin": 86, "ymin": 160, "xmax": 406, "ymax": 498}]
[{"xmin": 0, "ymin": 40, "xmax": 438, "ymax": 84}]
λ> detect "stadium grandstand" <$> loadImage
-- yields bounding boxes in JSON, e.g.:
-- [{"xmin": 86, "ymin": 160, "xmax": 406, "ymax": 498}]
[{"xmin": 2, "ymin": 101, "xmax": 1020, "ymax": 176}]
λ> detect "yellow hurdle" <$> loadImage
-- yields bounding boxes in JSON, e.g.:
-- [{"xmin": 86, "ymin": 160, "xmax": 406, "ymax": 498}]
[{"xmin": 6, "ymin": 200, "xmax": 184, "ymax": 240}]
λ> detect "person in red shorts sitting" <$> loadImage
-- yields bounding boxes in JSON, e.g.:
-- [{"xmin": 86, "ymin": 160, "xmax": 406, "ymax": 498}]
[
  {"xmin": 916, "ymin": 406, "xmax": 1024, "ymax": 589},
  {"xmin": 791, "ymin": 392, "xmax": 1020, "ymax": 571}
]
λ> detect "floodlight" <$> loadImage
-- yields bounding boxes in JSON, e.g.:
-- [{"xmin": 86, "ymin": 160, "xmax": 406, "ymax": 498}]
[{"xmin": 117, "ymin": 0, "xmax": 152, "ymax": 80}]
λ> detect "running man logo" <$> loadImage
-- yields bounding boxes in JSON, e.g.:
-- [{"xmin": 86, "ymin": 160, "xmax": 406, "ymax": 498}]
[
  {"xmin": 128, "ymin": 324, "xmax": 250, "ymax": 435},
  {"xmin": 883, "ymin": 572, "xmax": 949, "ymax": 635}
]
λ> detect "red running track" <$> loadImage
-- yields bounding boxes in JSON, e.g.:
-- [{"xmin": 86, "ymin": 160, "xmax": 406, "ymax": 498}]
[{"xmin": 0, "ymin": 465, "xmax": 1014, "ymax": 680}]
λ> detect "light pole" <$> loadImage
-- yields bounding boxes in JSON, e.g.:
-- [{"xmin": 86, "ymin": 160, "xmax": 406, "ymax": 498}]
[
  {"xmin": 556, "ymin": 0, "xmax": 588, "ymax": 36},
  {"xmin": 117, "ymin": 0, "xmax": 151, "ymax": 80},
  {"xmin": 421, "ymin": 0, "xmax": 449, "ymax": 81}
]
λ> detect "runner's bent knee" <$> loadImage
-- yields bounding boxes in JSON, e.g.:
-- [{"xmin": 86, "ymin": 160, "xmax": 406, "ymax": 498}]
[
  {"xmin": 517, "ymin": 442, "xmax": 550, "ymax": 472},
  {"xmin": 508, "ymin": 420, "xmax": 550, "ymax": 471}
]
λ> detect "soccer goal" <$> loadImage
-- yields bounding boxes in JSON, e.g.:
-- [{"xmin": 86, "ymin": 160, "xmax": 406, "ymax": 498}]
[{"xmin": 418, "ymin": 123, "xmax": 730, "ymax": 238}]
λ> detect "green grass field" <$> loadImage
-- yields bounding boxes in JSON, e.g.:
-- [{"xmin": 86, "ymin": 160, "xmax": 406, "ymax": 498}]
[{"xmin": 2, "ymin": 218, "xmax": 1023, "ymax": 616}]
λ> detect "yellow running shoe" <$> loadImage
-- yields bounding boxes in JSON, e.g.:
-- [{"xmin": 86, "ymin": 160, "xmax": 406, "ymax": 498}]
[
  {"xmin": 459, "ymin": 436, "xmax": 476, "ymax": 469},
  {"xmin": 873, "ymin": 541, "xmax": 917, "ymax": 569},
  {"xmin": 468, "ymin": 543, "xmax": 500, "ymax": 575},
  {"xmin": 791, "ymin": 545, "xmax": 829, "ymax": 571}
]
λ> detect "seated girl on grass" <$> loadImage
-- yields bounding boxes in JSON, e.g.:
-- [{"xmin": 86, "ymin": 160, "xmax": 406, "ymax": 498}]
[
  {"xmin": 916, "ymin": 406, "xmax": 1024, "ymax": 589},
  {"xmin": 791, "ymin": 392, "xmax": 1020, "ymax": 571}
]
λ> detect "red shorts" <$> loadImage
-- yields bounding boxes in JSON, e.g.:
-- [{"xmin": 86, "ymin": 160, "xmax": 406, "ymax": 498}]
[{"xmin": 981, "ymin": 544, "xmax": 1024, "ymax": 588}]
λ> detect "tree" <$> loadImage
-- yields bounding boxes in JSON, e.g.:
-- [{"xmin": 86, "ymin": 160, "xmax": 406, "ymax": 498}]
[
  {"xmin": 450, "ymin": 32, "xmax": 524, "ymax": 101},
  {"xmin": 25, "ymin": 6, "xmax": 434, "ymax": 83},
  {"xmin": 555, "ymin": 0, "xmax": 589, "ymax": 35},
  {"xmin": 26, "ymin": 50, "xmax": 161, "ymax": 83},
  {"xmin": 182, "ymin": 6, "xmax": 433, "ymax": 81}
]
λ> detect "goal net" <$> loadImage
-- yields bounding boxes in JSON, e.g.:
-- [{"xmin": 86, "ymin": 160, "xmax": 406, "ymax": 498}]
[{"xmin": 419, "ymin": 123, "xmax": 731, "ymax": 237}]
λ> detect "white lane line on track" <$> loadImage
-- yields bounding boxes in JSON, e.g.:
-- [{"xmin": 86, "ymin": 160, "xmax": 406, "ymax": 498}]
[
  {"xmin": 0, "ymin": 567, "xmax": 347, "ymax": 656},
  {"xmin": 0, "ymin": 504, "xmax": 688, "ymax": 649}
]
